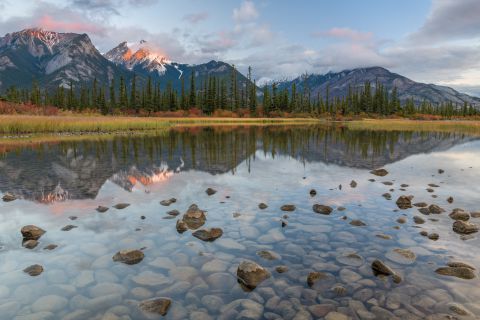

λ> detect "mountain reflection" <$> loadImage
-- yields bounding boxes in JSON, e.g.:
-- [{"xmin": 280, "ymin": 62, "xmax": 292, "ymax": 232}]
[{"xmin": 0, "ymin": 125, "xmax": 475, "ymax": 203}]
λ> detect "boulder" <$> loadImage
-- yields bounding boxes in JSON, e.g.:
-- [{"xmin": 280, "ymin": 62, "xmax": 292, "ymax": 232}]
[
  {"xmin": 192, "ymin": 228, "xmax": 223, "ymax": 241},
  {"xmin": 313, "ymin": 204, "xmax": 333, "ymax": 215},
  {"xmin": 112, "ymin": 249, "xmax": 144, "ymax": 265},
  {"xmin": 21, "ymin": 225, "xmax": 46, "ymax": 240},
  {"xmin": 236, "ymin": 261, "xmax": 270, "ymax": 290}
]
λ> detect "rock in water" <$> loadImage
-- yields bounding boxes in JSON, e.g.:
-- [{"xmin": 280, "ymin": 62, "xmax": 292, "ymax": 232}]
[
  {"xmin": 236, "ymin": 261, "xmax": 270, "ymax": 291},
  {"xmin": 413, "ymin": 216, "xmax": 425, "ymax": 224},
  {"xmin": 370, "ymin": 168, "xmax": 388, "ymax": 177},
  {"xmin": 61, "ymin": 225, "xmax": 77, "ymax": 231},
  {"xmin": 428, "ymin": 204, "xmax": 445, "ymax": 214},
  {"xmin": 313, "ymin": 204, "xmax": 333, "ymax": 215},
  {"xmin": 176, "ymin": 220, "xmax": 188, "ymax": 233},
  {"xmin": 350, "ymin": 180, "xmax": 357, "ymax": 188},
  {"xmin": 167, "ymin": 210, "xmax": 180, "ymax": 216},
  {"xmin": 21, "ymin": 225, "xmax": 46, "ymax": 240},
  {"xmin": 275, "ymin": 266, "xmax": 288, "ymax": 273},
  {"xmin": 160, "ymin": 198, "xmax": 176, "ymax": 206},
  {"xmin": 280, "ymin": 204, "xmax": 296, "ymax": 212},
  {"xmin": 396, "ymin": 196, "xmax": 412, "ymax": 209},
  {"xmin": 23, "ymin": 264, "xmax": 43, "ymax": 276},
  {"xmin": 258, "ymin": 203, "xmax": 268, "ymax": 209},
  {"xmin": 192, "ymin": 228, "xmax": 223, "ymax": 242},
  {"xmin": 447, "ymin": 196, "xmax": 454, "ymax": 204},
  {"xmin": 309, "ymin": 189, "xmax": 317, "ymax": 196},
  {"xmin": 112, "ymin": 249, "xmax": 145, "ymax": 265},
  {"xmin": 139, "ymin": 297, "xmax": 171, "ymax": 316},
  {"xmin": 449, "ymin": 209, "xmax": 470, "ymax": 221},
  {"xmin": 96, "ymin": 206, "xmax": 109, "ymax": 213},
  {"xmin": 182, "ymin": 204, "xmax": 206, "ymax": 229},
  {"xmin": 349, "ymin": 219, "xmax": 366, "ymax": 226},
  {"xmin": 453, "ymin": 220, "xmax": 479, "ymax": 234},
  {"xmin": 435, "ymin": 266, "xmax": 476, "ymax": 280},
  {"xmin": 307, "ymin": 271, "xmax": 328, "ymax": 287},
  {"xmin": 22, "ymin": 239, "xmax": 38, "ymax": 249},
  {"xmin": 2, "ymin": 193, "xmax": 16, "ymax": 202},
  {"xmin": 371, "ymin": 259, "xmax": 402, "ymax": 283},
  {"xmin": 113, "ymin": 203, "xmax": 130, "ymax": 209},
  {"xmin": 205, "ymin": 188, "xmax": 217, "ymax": 196},
  {"xmin": 257, "ymin": 250, "xmax": 280, "ymax": 260}
]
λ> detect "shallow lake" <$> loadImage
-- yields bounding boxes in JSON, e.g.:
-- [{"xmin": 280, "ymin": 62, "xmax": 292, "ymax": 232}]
[{"xmin": 0, "ymin": 125, "xmax": 479, "ymax": 320}]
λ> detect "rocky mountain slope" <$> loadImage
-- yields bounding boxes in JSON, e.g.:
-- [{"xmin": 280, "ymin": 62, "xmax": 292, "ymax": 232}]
[{"xmin": 279, "ymin": 67, "xmax": 480, "ymax": 106}]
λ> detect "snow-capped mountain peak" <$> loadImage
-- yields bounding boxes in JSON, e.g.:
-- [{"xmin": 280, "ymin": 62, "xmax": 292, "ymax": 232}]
[{"xmin": 104, "ymin": 40, "xmax": 170, "ymax": 76}]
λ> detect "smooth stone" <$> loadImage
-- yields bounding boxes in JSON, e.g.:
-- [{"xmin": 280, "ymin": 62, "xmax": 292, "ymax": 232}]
[
  {"xmin": 325, "ymin": 311, "xmax": 349, "ymax": 320},
  {"xmin": 201, "ymin": 295, "xmax": 224, "ymax": 313},
  {"xmin": 31, "ymin": 295, "xmax": 68, "ymax": 313},
  {"xmin": 308, "ymin": 304, "xmax": 336, "ymax": 318},
  {"xmin": 275, "ymin": 266, "xmax": 288, "ymax": 273},
  {"xmin": 313, "ymin": 204, "xmax": 333, "ymax": 215},
  {"xmin": 112, "ymin": 249, "xmax": 144, "ymax": 265},
  {"xmin": 167, "ymin": 210, "xmax": 180, "ymax": 216},
  {"xmin": 23, "ymin": 239, "xmax": 38, "ymax": 249},
  {"xmin": 216, "ymin": 238, "xmax": 246, "ymax": 250},
  {"xmin": 257, "ymin": 250, "xmax": 280, "ymax": 260},
  {"xmin": 413, "ymin": 216, "xmax": 425, "ymax": 224},
  {"xmin": 371, "ymin": 259, "xmax": 401, "ymax": 283},
  {"xmin": 339, "ymin": 268, "xmax": 362, "ymax": 283},
  {"xmin": 336, "ymin": 253, "xmax": 364, "ymax": 267},
  {"xmin": 113, "ymin": 203, "xmax": 130, "ymax": 209},
  {"xmin": 89, "ymin": 283, "xmax": 127, "ymax": 298},
  {"xmin": 396, "ymin": 196, "xmax": 412, "ymax": 209},
  {"xmin": 206, "ymin": 188, "xmax": 217, "ymax": 196},
  {"xmin": 132, "ymin": 271, "xmax": 171, "ymax": 286},
  {"xmin": 428, "ymin": 233, "xmax": 439, "ymax": 240},
  {"xmin": 280, "ymin": 204, "xmax": 296, "ymax": 212},
  {"xmin": 169, "ymin": 266, "xmax": 198, "ymax": 282},
  {"xmin": 386, "ymin": 248, "xmax": 416, "ymax": 265},
  {"xmin": 258, "ymin": 203, "xmax": 268, "ymax": 209},
  {"xmin": 449, "ymin": 209, "xmax": 470, "ymax": 221},
  {"xmin": 307, "ymin": 271, "xmax": 329, "ymax": 287},
  {"xmin": 138, "ymin": 297, "xmax": 171, "ymax": 316},
  {"xmin": 61, "ymin": 225, "xmax": 77, "ymax": 231},
  {"xmin": 349, "ymin": 219, "xmax": 366, "ymax": 226},
  {"xmin": 131, "ymin": 287, "xmax": 154, "ymax": 299},
  {"xmin": 206, "ymin": 272, "xmax": 236, "ymax": 291},
  {"xmin": 193, "ymin": 228, "xmax": 223, "ymax": 242},
  {"xmin": 414, "ymin": 202, "xmax": 428, "ymax": 208},
  {"xmin": 201, "ymin": 259, "xmax": 229, "ymax": 273},
  {"xmin": 43, "ymin": 244, "xmax": 57, "ymax": 250},
  {"xmin": 370, "ymin": 168, "xmax": 388, "ymax": 176},
  {"xmin": 435, "ymin": 266, "xmax": 476, "ymax": 279},
  {"xmin": 149, "ymin": 257, "xmax": 176, "ymax": 270},
  {"xmin": 23, "ymin": 264, "xmax": 43, "ymax": 276},
  {"xmin": 74, "ymin": 270, "xmax": 95, "ymax": 288},
  {"xmin": 96, "ymin": 206, "xmax": 109, "ymax": 213}
]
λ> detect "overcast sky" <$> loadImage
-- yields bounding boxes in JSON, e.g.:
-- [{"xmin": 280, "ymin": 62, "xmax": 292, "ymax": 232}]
[{"xmin": 0, "ymin": 0, "xmax": 479, "ymax": 95}]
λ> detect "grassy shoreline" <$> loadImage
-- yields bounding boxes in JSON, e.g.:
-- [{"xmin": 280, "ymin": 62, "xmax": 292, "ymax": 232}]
[{"xmin": 0, "ymin": 115, "xmax": 321, "ymax": 135}]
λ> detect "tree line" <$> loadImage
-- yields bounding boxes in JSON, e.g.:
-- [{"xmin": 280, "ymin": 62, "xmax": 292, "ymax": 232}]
[{"xmin": 1, "ymin": 66, "xmax": 478, "ymax": 118}]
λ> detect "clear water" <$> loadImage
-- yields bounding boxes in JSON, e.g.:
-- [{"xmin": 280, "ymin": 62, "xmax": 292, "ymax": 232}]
[{"xmin": 0, "ymin": 125, "xmax": 479, "ymax": 319}]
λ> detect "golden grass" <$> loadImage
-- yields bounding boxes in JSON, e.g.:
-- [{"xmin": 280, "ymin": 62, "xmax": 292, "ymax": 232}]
[
  {"xmin": 345, "ymin": 119, "xmax": 480, "ymax": 135},
  {"xmin": 0, "ymin": 115, "xmax": 320, "ymax": 135}
]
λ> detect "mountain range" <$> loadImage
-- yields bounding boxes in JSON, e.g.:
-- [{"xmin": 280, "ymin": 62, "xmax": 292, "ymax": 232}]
[{"xmin": 0, "ymin": 28, "xmax": 479, "ymax": 106}]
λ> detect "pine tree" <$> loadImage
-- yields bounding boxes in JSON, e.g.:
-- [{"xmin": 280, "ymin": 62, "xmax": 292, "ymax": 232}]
[{"xmin": 189, "ymin": 71, "xmax": 196, "ymax": 107}]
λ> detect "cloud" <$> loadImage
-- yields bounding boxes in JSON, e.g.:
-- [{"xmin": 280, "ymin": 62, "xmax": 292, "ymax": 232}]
[
  {"xmin": 410, "ymin": 0, "xmax": 480, "ymax": 43},
  {"xmin": 312, "ymin": 27, "xmax": 374, "ymax": 42},
  {"xmin": 37, "ymin": 15, "xmax": 107, "ymax": 35},
  {"xmin": 233, "ymin": 1, "xmax": 259, "ymax": 23},
  {"xmin": 183, "ymin": 12, "xmax": 209, "ymax": 24}
]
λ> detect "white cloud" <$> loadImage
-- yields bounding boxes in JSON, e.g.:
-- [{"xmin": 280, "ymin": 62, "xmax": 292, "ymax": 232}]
[
  {"xmin": 233, "ymin": 1, "xmax": 258, "ymax": 23},
  {"xmin": 183, "ymin": 12, "xmax": 209, "ymax": 24}
]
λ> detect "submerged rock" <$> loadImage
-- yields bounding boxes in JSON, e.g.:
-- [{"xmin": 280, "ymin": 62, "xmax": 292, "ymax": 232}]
[
  {"xmin": 22, "ymin": 239, "xmax": 38, "ymax": 249},
  {"xmin": 160, "ymin": 198, "xmax": 176, "ymax": 206},
  {"xmin": 447, "ymin": 196, "xmax": 454, "ymax": 204},
  {"xmin": 350, "ymin": 180, "xmax": 357, "ymax": 188},
  {"xmin": 257, "ymin": 250, "xmax": 280, "ymax": 260},
  {"xmin": 382, "ymin": 193, "xmax": 392, "ymax": 200},
  {"xmin": 428, "ymin": 233, "xmax": 439, "ymax": 241},
  {"xmin": 43, "ymin": 244, "xmax": 58, "ymax": 250},
  {"xmin": 21, "ymin": 225, "xmax": 46, "ymax": 240},
  {"xmin": 205, "ymin": 188, "xmax": 217, "ymax": 196},
  {"xmin": 61, "ymin": 225, "xmax": 77, "ymax": 231},
  {"xmin": 370, "ymin": 168, "xmax": 389, "ymax": 177},
  {"xmin": 471, "ymin": 211, "xmax": 480, "ymax": 218},
  {"xmin": 166, "ymin": 210, "xmax": 180, "ymax": 216},
  {"xmin": 413, "ymin": 216, "xmax": 425, "ymax": 224},
  {"xmin": 2, "ymin": 193, "xmax": 16, "ymax": 202},
  {"xmin": 96, "ymin": 206, "xmax": 109, "ymax": 213},
  {"xmin": 371, "ymin": 259, "xmax": 402, "ymax": 283},
  {"xmin": 313, "ymin": 204, "xmax": 333, "ymax": 215},
  {"xmin": 275, "ymin": 266, "xmax": 288, "ymax": 273},
  {"xmin": 113, "ymin": 203, "xmax": 130, "ymax": 210},
  {"xmin": 307, "ymin": 271, "xmax": 328, "ymax": 287},
  {"xmin": 428, "ymin": 204, "xmax": 445, "ymax": 214},
  {"xmin": 258, "ymin": 203, "xmax": 268, "ymax": 210},
  {"xmin": 139, "ymin": 297, "xmax": 171, "ymax": 316},
  {"xmin": 112, "ymin": 249, "xmax": 145, "ymax": 265},
  {"xmin": 192, "ymin": 228, "xmax": 223, "ymax": 242},
  {"xmin": 386, "ymin": 248, "xmax": 416, "ymax": 265},
  {"xmin": 349, "ymin": 220, "xmax": 366, "ymax": 226},
  {"xmin": 236, "ymin": 261, "xmax": 270, "ymax": 290},
  {"xmin": 182, "ymin": 204, "xmax": 206, "ymax": 229},
  {"xmin": 396, "ymin": 196, "xmax": 412, "ymax": 209},
  {"xmin": 414, "ymin": 202, "xmax": 428, "ymax": 208},
  {"xmin": 453, "ymin": 220, "xmax": 478, "ymax": 234},
  {"xmin": 435, "ymin": 263, "xmax": 476, "ymax": 280},
  {"xmin": 449, "ymin": 209, "xmax": 470, "ymax": 221},
  {"xmin": 23, "ymin": 264, "xmax": 43, "ymax": 276},
  {"xmin": 280, "ymin": 204, "xmax": 296, "ymax": 212}
]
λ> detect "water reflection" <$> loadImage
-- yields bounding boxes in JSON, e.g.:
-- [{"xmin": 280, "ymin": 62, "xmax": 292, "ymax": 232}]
[{"xmin": 0, "ymin": 125, "xmax": 475, "ymax": 203}]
